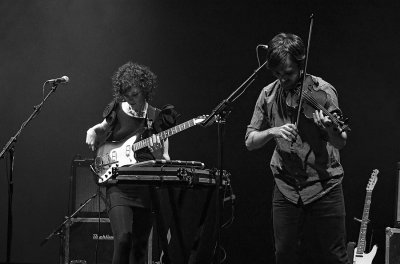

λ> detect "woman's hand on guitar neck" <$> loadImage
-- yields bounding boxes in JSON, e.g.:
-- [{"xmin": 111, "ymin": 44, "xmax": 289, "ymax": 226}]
[{"xmin": 148, "ymin": 134, "xmax": 164, "ymax": 159}]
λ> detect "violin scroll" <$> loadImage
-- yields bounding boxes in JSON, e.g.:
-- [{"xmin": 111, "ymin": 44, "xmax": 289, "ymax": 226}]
[{"xmin": 331, "ymin": 111, "xmax": 351, "ymax": 133}]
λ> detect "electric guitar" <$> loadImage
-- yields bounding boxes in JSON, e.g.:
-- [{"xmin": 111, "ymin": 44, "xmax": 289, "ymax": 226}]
[
  {"xmin": 353, "ymin": 169, "xmax": 379, "ymax": 264},
  {"xmin": 93, "ymin": 115, "xmax": 207, "ymax": 184}
]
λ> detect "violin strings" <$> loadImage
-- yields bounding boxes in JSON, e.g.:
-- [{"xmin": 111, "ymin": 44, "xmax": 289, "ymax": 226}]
[
  {"xmin": 301, "ymin": 91, "xmax": 340, "ymax": 124},
  {"xmin": 303, "ymin": 93, "xmax": 335, "ymax": 120}
]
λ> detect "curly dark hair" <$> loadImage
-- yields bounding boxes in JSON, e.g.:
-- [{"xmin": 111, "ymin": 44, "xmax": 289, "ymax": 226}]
[
  {"xmin": 112, "ymin": 61, "xmax": 157, "ymax": 102},
  {"xmin": 266, "ymin": 33, "xmax": 305, "ymax": 70}
]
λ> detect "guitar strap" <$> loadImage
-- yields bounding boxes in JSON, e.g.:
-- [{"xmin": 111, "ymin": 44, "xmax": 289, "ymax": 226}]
[{"xmin": 146, "ymin": 105, "xmax": 161, "ymax": 131}]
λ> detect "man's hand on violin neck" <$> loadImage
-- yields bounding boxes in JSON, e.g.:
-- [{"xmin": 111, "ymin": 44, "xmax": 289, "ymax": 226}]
[
  {"xmin": 313, "ymin": 110, "xmax": 332, "ymax": 130},
  {"xmin": 312, "ymin": 109, "xmax": 347, "ymax": 148},
  {"xmin": 273, "ymin": 123, "xmax": 298, "ymax": 142}
]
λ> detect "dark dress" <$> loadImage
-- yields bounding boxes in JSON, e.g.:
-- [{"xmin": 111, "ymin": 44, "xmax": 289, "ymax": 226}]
[{"xmin": 102, "ymin": 101, "xmax": 177, "ymax": 264}]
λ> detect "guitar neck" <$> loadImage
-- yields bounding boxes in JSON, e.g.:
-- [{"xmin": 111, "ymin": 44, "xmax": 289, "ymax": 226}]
[
  {"xmin": 132, "ymin": 118, "xmax": 197, "ymax": 151},
  {"xmin": 356, "ymin": 190, "xmax": 372, "ymax": 254}
]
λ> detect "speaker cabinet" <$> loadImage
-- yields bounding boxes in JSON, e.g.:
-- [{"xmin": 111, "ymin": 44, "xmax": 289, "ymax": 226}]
[
  {"xmin": 63, "ymin": 217, "xmax": 113, "ymax": 264},
  {"xmin": 69, "ymin": 158, "xmax": 107, "ymax": 217},
  {"xmin": 386, "ymin": 227, "xmax": 400, "ymax": 264},
  {"xmin": 395, "ymin": 162, "xmax": 400, "ymax": 227}
]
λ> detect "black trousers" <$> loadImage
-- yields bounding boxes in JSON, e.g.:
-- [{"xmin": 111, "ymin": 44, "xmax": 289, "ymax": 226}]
[{"xmin": 272, "ymin": 184, "xmax": 350, "ymax": 264}]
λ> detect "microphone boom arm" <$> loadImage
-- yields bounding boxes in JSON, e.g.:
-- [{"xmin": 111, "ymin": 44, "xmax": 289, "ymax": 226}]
[
  {"xmin": 201, "ymin": 59, "xmax": 268, "ymax": 127},
  {"xmin": 0, "ymin": 83, "xmax": 60, "ymax": 158}
]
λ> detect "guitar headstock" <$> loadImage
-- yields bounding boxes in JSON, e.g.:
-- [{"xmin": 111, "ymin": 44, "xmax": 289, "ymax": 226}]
[{"xmin": 366, "ymin": 169, "xmax": 379, "ymax": 191}]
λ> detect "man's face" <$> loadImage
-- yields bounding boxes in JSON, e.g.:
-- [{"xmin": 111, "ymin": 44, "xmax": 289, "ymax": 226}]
[
  {"xmin": 271, "ymin": 57, "xmax": 301, "ymax": 91},
  {"xmin": 122, "ymin": 87, "xmax": 146, "ymax": 110}
]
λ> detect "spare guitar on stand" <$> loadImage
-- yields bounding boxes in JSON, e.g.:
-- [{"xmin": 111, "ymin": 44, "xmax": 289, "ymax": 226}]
[{"xmin": 353, "ymin": 169, "xmax": 379, "ymax": 264}]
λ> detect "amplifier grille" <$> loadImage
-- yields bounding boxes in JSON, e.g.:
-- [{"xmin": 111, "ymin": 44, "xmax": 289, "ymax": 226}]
[{"xmin": 69, "ymin": 158, "xmax": 107, "ymax": 217}]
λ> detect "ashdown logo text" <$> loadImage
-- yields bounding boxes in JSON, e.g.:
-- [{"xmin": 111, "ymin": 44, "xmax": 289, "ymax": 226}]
[{"xmin": 93, "ymin": 233, "xmax": 114, "ymax": 240}]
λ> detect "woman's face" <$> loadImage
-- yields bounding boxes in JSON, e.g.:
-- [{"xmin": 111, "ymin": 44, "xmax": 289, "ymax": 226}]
[{"xmin": 122, "ymin": 86, "xmax": 146, "ymax": 111}]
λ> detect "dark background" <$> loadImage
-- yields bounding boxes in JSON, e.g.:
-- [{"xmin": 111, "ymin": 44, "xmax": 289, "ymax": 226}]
[{"xmin": 1, "ymin": 1, "xmax": 399, "ymax": 263}]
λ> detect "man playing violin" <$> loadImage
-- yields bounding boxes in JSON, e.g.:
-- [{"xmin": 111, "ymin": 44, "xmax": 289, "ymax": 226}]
[{"xmin": 245, "ymin": 33, "xmax": 349, "ymax": 264}]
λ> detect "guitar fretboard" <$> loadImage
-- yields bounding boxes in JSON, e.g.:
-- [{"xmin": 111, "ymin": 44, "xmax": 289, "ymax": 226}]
[
  {"xmin": 132, "ymin": 118, "xmax": 197, "ymax": 151},
  {"xmin": 356, "ymin": 190, "xmax": 372, "ymax": 254}
]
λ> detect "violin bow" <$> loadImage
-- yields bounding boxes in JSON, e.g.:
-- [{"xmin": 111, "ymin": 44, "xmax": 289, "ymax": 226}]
[{"xmin": 295, "ymin": 14, "xmax": 314, "ymax": 127}]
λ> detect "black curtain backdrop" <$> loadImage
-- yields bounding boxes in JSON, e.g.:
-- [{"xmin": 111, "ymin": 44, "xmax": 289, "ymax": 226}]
[{"xmin": 0, "ymin": 1, "xmax": 399, "ymax": 263}]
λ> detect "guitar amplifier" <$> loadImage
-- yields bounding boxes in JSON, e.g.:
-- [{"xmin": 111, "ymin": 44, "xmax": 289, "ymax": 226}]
[
  {"xmin": 386, "ymin": 227, "xmax": 400, "ymax": 264},
  {"xmin": 69, "ymin": 157, "xmax": 107, "ymax": 217},
  {"xmin": 63, "ymin": 217, "xmax": 113, "ymax": 264}
]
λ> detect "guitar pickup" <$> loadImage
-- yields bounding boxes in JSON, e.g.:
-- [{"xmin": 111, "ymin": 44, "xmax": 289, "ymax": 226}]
[{"xmin": 99, "ymin": 161, "xmax": 118, "ymax": 167}]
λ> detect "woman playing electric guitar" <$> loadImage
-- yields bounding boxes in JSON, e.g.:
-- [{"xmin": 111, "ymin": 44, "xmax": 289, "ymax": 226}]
[{"xmin": 86, "ymin": 61, "xmax": 176, "ymax": 264}]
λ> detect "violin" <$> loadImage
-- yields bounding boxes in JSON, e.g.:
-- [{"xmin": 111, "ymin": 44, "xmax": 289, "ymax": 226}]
[
  {"xmin": 292, "ymin": 14, "xmax": 350, "ymax": 134},
  {"xmin": 287, "ymin": 74, "xmax": 351, "ymax": 133}
]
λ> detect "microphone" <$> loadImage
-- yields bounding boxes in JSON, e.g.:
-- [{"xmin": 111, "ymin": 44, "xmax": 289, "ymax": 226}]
[
  {"xmin": 45, "ymin": 76, "xmax": 69, "ymax": 84},
  {"xmin": 256, "ymin": 44, "xmax": 269, "ymax": 66}
]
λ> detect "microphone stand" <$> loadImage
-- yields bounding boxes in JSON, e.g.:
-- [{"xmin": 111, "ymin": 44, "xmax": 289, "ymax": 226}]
[
  {"xmin": 0, "ymin": 83, "xmax": 61, "ymax": 264},
  {"xmin": 40, "ymin": 193, "xmax": 99, "ymax": 264},
  {"xmin": 40, "ymin": 193, "xmax": 98, "ymax": 247},
  {"xmin": 201, "ymin": 60, "xmax": 268, "ymax": 263}
]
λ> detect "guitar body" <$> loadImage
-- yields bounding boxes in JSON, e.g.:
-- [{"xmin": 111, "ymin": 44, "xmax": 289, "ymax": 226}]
[
  {"xmin": 95, "ymin": 134, "xmax": 139, "ymax": 184},
  {"xmin": 92, "ymin": 115, "xmax": 208, "ymax": 184},
  {"xmin": 353, "ymin": 244, "xmax": 377, "ymax": 264}
]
